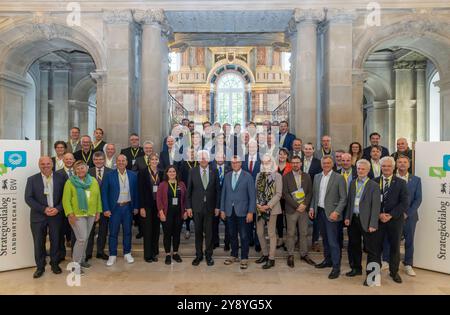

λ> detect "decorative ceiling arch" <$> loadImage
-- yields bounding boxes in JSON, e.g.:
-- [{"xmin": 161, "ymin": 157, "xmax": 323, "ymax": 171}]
[{"xmin": 207, "ymin": 58, "xmax": 255, "ymax": 84}]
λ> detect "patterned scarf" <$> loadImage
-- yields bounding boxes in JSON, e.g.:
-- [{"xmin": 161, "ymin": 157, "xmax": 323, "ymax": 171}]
[{"xmin": 256, "ymin": 172, "xmax": 275, "ymax": 221}]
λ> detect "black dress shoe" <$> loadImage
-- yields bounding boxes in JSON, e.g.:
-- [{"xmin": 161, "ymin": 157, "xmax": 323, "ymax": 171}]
[
  {"xmin": 287, "ymin": 255, "xmax": 294, "ymax": 268},
  {"xmin": 255, "ymin": 245, "xmax": 262, "ymax": 252},
  {"xmin": 213, "ymin": 243, "xmax": 220, "ymax": 249},
  {"xmin": 172, "ymin": 253, "xmax": 182, "ymax": 263},
  {"xmin": 224, "ymin": 244, "xmax": 230, "ymax": 251},
  {"xmin": 85, "ymin": 255, "xmax": 92, "ymax": 262},
  {"xmin": 255, "ymin": 255, "xmax": 268, "ymax": 264},
  {"xmin": 145, "ymin": 258, "xmax": 153, "ymax": 263},
  {"xmin": 165, "ymin": 255, "xmax": 172, "ymax": 265},
  {"xmin": 151, "ymin": 256, "xmax": 159, "ymax": 262},
  {"xmin": 58, "ymin": 257, "xmax": 66, "ymax": 264},
  {"xmin": 96, "ymin": 253, "xmax": 109, "ymax": 260},
  {"xmin": 206, "ymin": 257, "xmax": 214, "ymax": 266},
  {"xmin": 390, "ymin": 272, "xmax": 403, "ymax": 283},
  {"xmin": 33, "ymin": 269, "xmax": 45, "ymax": 279},
  {"xmin": 345, "ymin": 269, "xmax": 363, "ymax": 277},
  {"xmin": 363, "ymin": 279, "xmax": 369, "ymax": 286},
  {"xmin": 51, "ymin": 265, "xmax": 62, "ymax": 274},
  {"xmin": 192, "ymin": 257, "xmax": 203, "ymax": 266},
  {"xmin": 300, "ymin": 255, "xmax": 316, "ymax": 266},
  {"xmin": 136, "ymin": 233, "xmax": 143, "ymax": 239},
  {"xmin": 249, "ymin": 241, "xmax": 255, "ymax": 247},
  {"xmin": 315, "ymin": 261, "xmax": 333, "ymax": 269},
  {"xmin": 262, "ymin": 259, "xmax": 275, "ymax": 269},
  {"xmin": 328, "ymin": 269, "xmax": 340, "ymax": 279}
]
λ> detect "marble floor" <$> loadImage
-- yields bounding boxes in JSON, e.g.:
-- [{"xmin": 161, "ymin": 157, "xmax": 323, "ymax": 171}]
[{"xmin": 1, "ymin": 226, "xmax": 450, "ymax": 295}]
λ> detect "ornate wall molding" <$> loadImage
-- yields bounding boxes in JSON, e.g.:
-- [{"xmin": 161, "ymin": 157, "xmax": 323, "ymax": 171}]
[{"xmin": 102, "ymin": 10, "xmax": 133, "ymax": 24}]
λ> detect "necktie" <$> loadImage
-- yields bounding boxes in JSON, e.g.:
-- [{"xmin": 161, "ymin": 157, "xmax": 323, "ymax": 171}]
[
  {"xmin": 202, "ymin": 169, "xmax": 208, "ymax": 190},
  {"xmin": 383, "ymin": 178, "xmax": 389, "ymax": 208},
  {"xmin": 68, "ymin": 169, "xmax": 73, "ymax": 177},
  {"xmin": 97, "ymin": 168, "xmax": 102, "ymax": 180},
  {"xmin": 249, "ymin": 159, "xmax": 254, "ymax": 173},
  {"xmin": 232, "ymin": 172, "xmax": 238, "ymax": 190},
  {"xmin": 218, "ymin": 166, "xmax": 224, "ymax": 185}
]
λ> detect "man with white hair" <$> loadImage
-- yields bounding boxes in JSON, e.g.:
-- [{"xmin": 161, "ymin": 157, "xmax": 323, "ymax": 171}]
[
  {"xmin": 374, "ymin": 156, "xmax": 409, "ymax": 283},
  {"xmin": 132, "ymin": 140, "xmax": 154, "ymax": 172},
  {"xmin": 104, "ymin": 143, "xmax": 117, "ymax": 169}
]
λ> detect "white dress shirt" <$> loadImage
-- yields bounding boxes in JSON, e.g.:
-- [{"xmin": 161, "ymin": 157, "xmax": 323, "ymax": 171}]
[
  {"xmin": 117, "ymin": 171, "xmax": 131, "ymax": 203},
  {"xmin": 304, "ymin": 157, "xmax": 312, "ymax": 173},
  {"xmin": 371, "ymin": 159, "xmax": 381, "ymax": 178},
  {"xmin": 318, "ymin": 171, "xmax": 332, "ymax": 208},
  {"xmin": 41, "ymin": 173, "xmax": 54, "ymax": 207}
]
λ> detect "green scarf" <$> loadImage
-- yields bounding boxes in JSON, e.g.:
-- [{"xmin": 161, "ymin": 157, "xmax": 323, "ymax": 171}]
[{"xmin": 69, "ymin": 174, "xmax": 93, "ymax": 213}]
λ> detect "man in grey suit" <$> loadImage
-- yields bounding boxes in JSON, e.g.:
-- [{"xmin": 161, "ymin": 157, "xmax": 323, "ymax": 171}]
[
  {"xmin": 309, "ymin": 156, "xmax": 347, "ymax": 279},
  {"xmin": 344, "ymin": 159, "xmax": 381, "ymax": 286},
  {"xmin": 66, "ymin": 127, "xmax": 81, "ymax": 153},
  {"xmin": 220, "ymin": 155, "xmax": 256, "ymax": 270}
]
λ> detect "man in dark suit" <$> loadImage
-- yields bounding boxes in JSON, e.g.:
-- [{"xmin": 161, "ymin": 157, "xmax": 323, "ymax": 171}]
[
  {"xmin": 277, "ymin": 120, "xmax": 296, "ymax": 151},
  {"xmin": 211, "ymin": 152, "xmax": 231, "ymax": 250},
  {"xmin": 86, "ymin": 151, "xmax": 112, "ymax": 260},
  {"xmin": 120, "ymin": 133, "xmax": 144, "ymax": 170},
  {"xmin": 66, "ymin": 126, "xmax": 81, "ymax": 153},
  {"xmin": 132, "ymin": 140, "xmax": 154, "ymax": 172},
  {"xmin": 344, "ymin": 159, "xmax": 381, "ymax": 286},
  {"xmin": 289, "ymin": 138, "xmax": 303, "ymax": 160},
  {"xmin": 73, "ymin": 135, "xmax": 94, "ymax": 168},
  {"xmin": 368, "ymin": 145, "xmax": 382, "ymax": 179},
  {"xmin": 362, "ymin": 132, "xmax": 390, "ymax": 160},
  {"xmin": 309, "ymin": 156, "xmax": 347, "ymax": 279},
  {"xmin": 383, "ymin": 156, "xmax": 422, "ymax": 277},
  {"xmin": 391, "ymin": 137, "xmax": 413, "ymax": 174},
  {"xmin": 159, "ymin": 136, "xmax": 182, "ymax": 171},
  {"xmin": 186, "ymin": 150, "xmax": 221, "ymax": 266},
  {"xmin": 25, "ymin": 157, "xmax": 66, "ymax": 278},
  {"xmin": 375, "ymin": 156, "xmax": 409, "ymax": 283},
  {"xmin": 92, "ymin": 128, "xmax": 107, "ymax": 152}
]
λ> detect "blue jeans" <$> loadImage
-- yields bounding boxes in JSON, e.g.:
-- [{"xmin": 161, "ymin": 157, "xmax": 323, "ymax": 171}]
[
  {"xmin": 318, "ymin": 208, "xmax": 341, "ymax": 271},
  {"xmin": 229, "ymin": 209, "xmax": 250, "ymax": 260},
  {"xmin": 108, "ymin": 204, "xmax": 133, "ymax": 256},
  {"xmin": 383, "ymin": 218, "xmax": 416, "ymax": 266}
]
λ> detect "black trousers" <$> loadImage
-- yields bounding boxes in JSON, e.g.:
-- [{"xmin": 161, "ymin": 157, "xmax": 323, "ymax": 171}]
[
  {"xmin": 58, "ymin": 216, "xmax": 71, "ymax": 260},
  {"xmin": 348, "ymin": 214, "xmax": 381, "ymax": 273},
  {"xmin": 213, "ymin": 216, "xmax": 230, "ymax": 246},
  {"xmin": 379, "ymin": 215, "xmax": 404, "ymax": 275},
  {"xmin": 162, "ymin": 206, "xmax": 183, "ymax": 253},
  {"xmin": 85, "ymin": 213, "xmax": 109, "ymax": 257},
  {"xmin": 142, "ymin": 206, "xmax": 161, "ymax": 260},
  {"xmin": 30, "ymin": 216, "xmax": 62, "ymax": 270},
  {"xmin": 134, "ymin": 213, "xmax": 143, "ymax": 235},
  {"xmin": 193, "ymin": 207, "xmax": 214, "ymax": 258}
]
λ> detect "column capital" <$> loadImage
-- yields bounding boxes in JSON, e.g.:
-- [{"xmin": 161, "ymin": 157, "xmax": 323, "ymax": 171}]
[
  {"xmin": 52, "ymin": 62, "xmax": 71, "ymax": 71},
  {"xmin": 39, "ymin": 62, "xmax": 52, "ymax": 71},
  {"xmin": 90, "ymin": 70, "xmax": 107, "ymax": 84},
  {"xmin": 393, "ymin": 60, "xmax": 416, "ymax": 70},
  {"xmin": 133, "ymin": 9, "xmax": 173, "ymax": 40},
  {"xmin": 326, "ymin": 8, "xmax": 357, "ymax": 23},
  {"xmin": 293, "ymin": 8, "xmax": 325, "ymax": 24},
  {"xmin": 103, "ymin": 10, "xmax": 133, "ymax": 24},
  {"xmin": 414, "ymin": 61, "xmax": 427, "ymax": 70}
]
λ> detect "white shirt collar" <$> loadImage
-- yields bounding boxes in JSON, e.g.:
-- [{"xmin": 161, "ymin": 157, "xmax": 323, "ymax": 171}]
[
  {"xmin": 233, "ymin": 169, "xmax": 242, "ymax": 176},
  {"xmin": 322, "ymin": 171, "xmax": 332, "ymax": 178}
]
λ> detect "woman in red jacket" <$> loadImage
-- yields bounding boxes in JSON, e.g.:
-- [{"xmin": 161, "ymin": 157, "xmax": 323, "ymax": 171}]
[{"xmin": 157, "ymin": 165, "xmax": 187, "ymax": 265}]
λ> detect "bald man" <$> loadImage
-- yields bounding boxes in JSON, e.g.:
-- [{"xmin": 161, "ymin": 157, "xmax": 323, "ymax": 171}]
[
  {"xmin": 25, "ymin": 156, "xmax": 67, "ymax": 278},
  {"xmin": 391, "ymin": 138, "xmax": 413, "ymax": 174}
]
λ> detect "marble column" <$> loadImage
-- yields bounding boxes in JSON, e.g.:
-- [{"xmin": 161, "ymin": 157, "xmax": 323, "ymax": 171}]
[
  {"xmin": 352, "ymin": 69, "xmax": 368, "ymax": 144},
  {"xmin": 436, "ymin": 79, "xmax": 450, "ymax": 141},
  {"xmin": 288, "ymin": 8, "xmax": 324, "ymax": 143},
  {"xmin": 90, "ymin": 70, "xmax": 107, "ymax": 138},
  {"xmin": 415, "ymin": 61, "xmax": 427, "ymax": 141},
  {"xmin": 394, "ymin": 60, "xmax": 416, "ymax": 142},
  {"xmin": 39, "ymin": 62, "xmax": 51, "ymax": 155},
  {"xmin": 323, "ymin": 9, "xmax": 356, "ymax": 150},
  {"xmin": 50, "ymin": 62, "xmax": 70, "ymax": 149},
  {"xmin": 210, "ymin": 88, "xmax": 215, "ymax": 122},
  {"xmin": 134, "ymin": 9, "xmax": 170, "ymax": 153},
  {"xmin": 246, "ymin": 85, "xmax": 252, "ymax": 121},
  {"xmin": 103, "ymin": 10, "xmax": 135, "ymax": 150}
]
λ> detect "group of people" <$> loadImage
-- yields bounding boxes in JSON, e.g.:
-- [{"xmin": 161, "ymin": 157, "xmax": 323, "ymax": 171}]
[{"xmin": 25, "ymin": 120, "xmax": 422, "ymax": 286}]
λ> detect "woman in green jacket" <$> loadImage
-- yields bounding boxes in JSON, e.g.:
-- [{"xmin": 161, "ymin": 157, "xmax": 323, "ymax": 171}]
[{"xmin": 63, "ymin": 160, "xmax": 102, "ymax": 272}]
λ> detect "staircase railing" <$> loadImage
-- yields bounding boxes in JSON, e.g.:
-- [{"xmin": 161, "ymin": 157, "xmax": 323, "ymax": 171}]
[
  {"xmin": 168, "ymin": 92, "xmax": 189, "ymax": 124},
  {"xmin": 272, "ymin": 96, "xmax": 290, "ymax": 123}
]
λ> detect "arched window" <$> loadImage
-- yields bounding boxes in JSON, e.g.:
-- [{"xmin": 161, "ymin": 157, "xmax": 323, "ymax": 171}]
[
  {"xmin": 429, "ymin": 71, "xmax": 440, "ymax": 141},
  {"xmin": 216, "ymin": 72, "xmax": 245, "ymax": 126}
]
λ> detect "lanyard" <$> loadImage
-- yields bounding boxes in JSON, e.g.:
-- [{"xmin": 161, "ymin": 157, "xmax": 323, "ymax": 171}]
[
  {"xmin": 187, "ymin": 161, "xmax": 197, "ymax": 169},
  {"xmin": 169, "ymin": 181, "xmax": 177, "ymax": 197},
  {"xmin": 119, "ymin": 171, "xmax": 127, "ymax": 185},
  {"xmin": 131, "ymin": 147, "xmax": 140, "ymax": 159},
  {"xmin": 356, "ymin": 178, "xmax": 369, "ymax": 196},
  {"xmin": 82, "ymin": 150, "xmax": 92, "ymax": 164},
  {"xmin": 294, "ymin": 173, "xmax": 302, "ymax": 189},
  {"xmin": 44, "ymin": 175, "xmax": 52, "ymax": 188},
  {"xmin": 342, "ymin": 169, "xmax": 351, "ymax": 183},
  {"xmin": 322, "ymin": 147, "xmax": 331, "ymax": 157},
  {"xmin": 93, "ymin": 141, "xmax": 102, "ymax": 150},
  {"xmin": 149, "ymin": 168, "xmax": 159, "ymax": 183}
]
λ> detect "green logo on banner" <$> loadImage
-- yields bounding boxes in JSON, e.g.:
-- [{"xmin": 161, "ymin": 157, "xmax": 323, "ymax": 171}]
[
  {"xmin": 429, "ymin": 166, "xmax": 446, "ymax": 179},
  {"xmin": 0, "ymin": 163, "xmax": 8, "ymax": 176}
]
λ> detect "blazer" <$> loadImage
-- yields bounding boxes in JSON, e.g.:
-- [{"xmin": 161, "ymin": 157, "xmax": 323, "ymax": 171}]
[
  {"xmin": 138, "ymin": 167, "xmax": 163, "ymax": 209},
  {"xmin": 345, "ymin": 178, "xmax": 381, "ymax": 232},
  {"xmin": 278, "ymin": 132, "xmax": 296, "ymax": 151},
  {"xmin": 66, "ymin": 140, "xmax": 81, "ymax": 154},
  {"xmin": 302, "ymin": 157, "xmax": 322, "ymax": 184},
  {"xmin": 220, "ymin": 170, "xmax": 256, "ymax": 217},
  {"xmin": 73, "ymin": 149, "xmax": 95, "ymax": 168},
  {"xmin": 88, "ymin": 166, "xmax": 112, "ymax": 187},
  {"xmin": 56, "ymin": 168, "xmax": 72, "ymax": 181},
  {"xmin": 51, "ymin": 156, "xmax": 64, "ymax": 172},
  {"xmin": 25, "ymin": 172, "xmax": 66, "ymax": 223},
  {"xmin": 156, "ymin": 181, "xmax": 187, "ymax": 219},
  {"xmin": 313, "ymin": 149, "xmax": 336, "ymax": 163},
  {"xmin": 62, "ymin": 178, "xmax": 102, "ymax": 217},
  {"xmin": 186, "ymin": 166, "xmax": 221, "ymax": 213},
  {"xmin": 310, "ymin": 171, "xmax": 347, "ymax": 222},
  {"xmin": 255, "ymin": 171, "xmax": 283, "ymax": 215},
  {"xmin": 132, "ymin": 155, "xmax": 151, "ymax": 172},
  {"xmin": 243, "ymin": 154, "xmax": 261, "ymax": 181},
  {"xmin": 374, "ymin": 175, "xmax": 409, "ymax": 220},
  {"xmin": 211, "ymin": 161, "xmax": 232, "ymax": 195},
  {"xmin": 101, "ymin": 169, "xmax": 139, "ymax": 212},
  {"xmin": 337, "ymin": 166, "xmax": 358, "ymax": 191},
  {"xmin": 159, "ymin": 149, "xmax": 182, "ymax": 171},
  {"xmin": 282, "ymin": 171, "xmax": 313, "ymax": 214},
  {"xmin": 120, "ymin": 146, "xmax": 144, "ymax": 170},
  {"xmin": 178, "ymin": 160, "xmax": 198, "ymax": 185},
  {"xmin": 92, "ymin": 140, "xmax": 106, "ymax": 153},
  {"xmin": 368, "ymin": 160, "xmax": 382, "ymax": 179},
  {"xmin": 404, "ymin": 175, "xmax": 422, "ymax": 221},
  {"xmin": 362, "ymin": 145, "xmax": 390, "ymax": 160}
]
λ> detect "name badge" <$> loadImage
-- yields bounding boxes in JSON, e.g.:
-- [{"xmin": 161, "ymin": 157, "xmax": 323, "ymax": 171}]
[
  {"xmin": 355, "ymin": 197, "xmax": 360, "ymax": 207},
  {"xmin": 85, "ymin": 191, "xmax": 91, "ymax": 199},
  {"xmin": 204, "ymin": 196, "xmax": 207, "ymax": 202},
  {"xmin": 44, "ymin": 187, "xmax": 50, "ymax": 195},
  {"xmin": 153, "ymin": 185, "xmax": 158, "ymax": 193},
  {"xmin": 132, "ymin": 159, "xmax": 136, "ymax": 166},
  {"xmin": 380, "ymin": 194, "xmax": 383, "ymax": 202},
  {"xmin": 172, "ymin": 198, "xmax": 178, "ymax": 206}
]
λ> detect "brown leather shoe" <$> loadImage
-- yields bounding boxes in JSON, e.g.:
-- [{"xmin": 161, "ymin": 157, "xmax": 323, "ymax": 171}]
[
  {"xmin": 300, "ymin": 255, "xmax": 316, "ymax": 266},
  {"xmin": 287, "ymin": 255, "xmax": 294, "ymax": 268}
]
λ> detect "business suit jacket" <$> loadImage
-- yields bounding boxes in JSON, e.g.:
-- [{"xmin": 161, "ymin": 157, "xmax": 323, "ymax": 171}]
[
  {"xmin": 159, "ymin": 149, "xmax": 182, "ymax": 171},
  {"xmin": 243, "ymin": 154, "xmax": 261, "ymax": 181},
  {"xmin": 186, "ymin": 166, "xmax": 221, "ymax": 214},
  {"xmin": 132, "ymin": 155, "xmax": 151, "ymax": 172},
  {"xmin": 66, "ymin": 140, "xmax": 81, "ymax": 154},
  {"xmin": 310, "ymin": 171, "xmax": 347, "ymax": 222},
  {"xmin": 313, "ymin": 149, "xmax": 336, "ymax": 163},
  {"xmin": 255, "ymin": 171, "xmax": 283, "ymax": 215},
  {"xmin": 337, "ymin": 166, "xmax": 358, "ymax": 189},
  {"xmin": 120, "ymin": 146, "xmax": 144, "ymax": 170},
  {"xmin": 374, "ymin": 175, "xmax": 409, "ymax": 219},
  {"xmin": 404, "ymin": 175, "xmax": 422, "ymax": 221},
  {"xmin": 73, "ymin": 149, "xmax": 95, "ymax": 168},
  {"xmin": 138, "ymin": 167, "xmax": 163, "ymax": 209},
  {"xmin": 302, "ymin": 157, "xmax": 322, "ymax": 184},
  {"xmin": 282, "ymin": 171, "xmax": 313, "ymax": 214},
  {"xmin": 289, "ymin": 150, "xmax": 303, "ymax": 161},
  {"xmin": 25, "ymin": 172, "xmax": 66, "ymax": 223},
  {"xmin": 92, "ymin": 140, "xmax": 107, "ymax": 153},
  {"xmin": 345, "ymin": 178, "xmax": 381, "ymax": 232},
  {"xmin": 362, "ymin": 145, "xmax": 390, "ymax": 160},
  {"xmin": 211, "ymin": 161, "xmax": 231, "ymax": 193},
  {"xmin": 278, "ymin": 132, "xmax": 296, "ymax": 151},
  {"xmin": 101, "ymin": 169, "xmax": 139, "ymax": 212},
  {"xmin": 368, "ymin": 161, "xmax": 382, "ymax": 179},
  {"xmin": 220, "ymin": 170, "xmax": 256, "ymax": 217},
  {"xmin": 88, "ymin": 166, "xmax": 112, "ymax": 186}
]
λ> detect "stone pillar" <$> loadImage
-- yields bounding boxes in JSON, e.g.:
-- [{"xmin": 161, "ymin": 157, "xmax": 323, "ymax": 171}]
[
  {"xmin": 134, "ymin": 9, "xmax": 170, "ymax": 153},
  {"xmin": 363, "ymin": 102, "xmax": 374, "ymax": 146},
  {"xmin": 90, "ymin": 70, "xmax": 107, "ymax": 138},
  {"xmin": 289, "ymin": 8, "xmax": 324, "ymax": 143},
  {"xmin": 50, "ymin": 62, "xmax": 70, "ymax": 148},
  {"xmin": 415, "ymin": 61, "xmax": 427, "ymax": 141},
  {"xmin": 352, "ymin": 69, "xmax": 367, "ymax": 144},
  {"xmin": 323, "ymin": 9, "xmax": 356, "ymax": 150},
  {"xmin": 394, "ymin": 60, "xmax": 416, "ymax": 142},
  {"xmin": 436, "ymin": 79, "xmax": 450, "ymax": 141},
  {"xmin": 246, "ymin": 85, "xmax": 252, "ymax": 121},
  {"xmin": 210, "ymin": 88, "xmax": 215, "ymax": 122},
  {"xmin": 103, "ymin": 10, "xmax": 135, "ymax": 150},
  {"xmin": 39, "ymin": 62, "xmax": 51, "ymax": 155}
]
